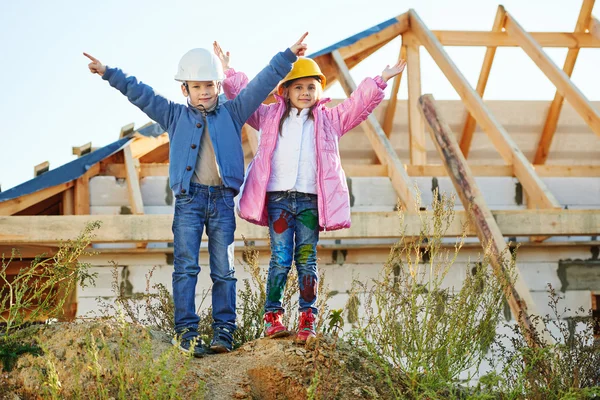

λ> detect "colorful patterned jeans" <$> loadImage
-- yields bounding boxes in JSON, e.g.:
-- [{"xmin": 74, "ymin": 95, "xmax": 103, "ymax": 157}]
[{"xmin": 265, "ymin": 191, "xmax": 319, "ymax": 315}]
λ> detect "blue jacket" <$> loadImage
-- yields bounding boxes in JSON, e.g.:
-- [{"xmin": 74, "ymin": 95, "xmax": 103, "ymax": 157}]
[{"xmin": 102, "ymin": 48, "xmax": 296, "ymax": 195}]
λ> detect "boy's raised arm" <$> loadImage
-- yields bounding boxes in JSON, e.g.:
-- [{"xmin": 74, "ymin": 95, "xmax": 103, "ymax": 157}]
[
  {"xmin": 84, "ymin": 52, "xmax": 177, "ymax": 132},
  {"xmin": 226, "ymin": 33, "xmax": 308, "ymax": 125}
]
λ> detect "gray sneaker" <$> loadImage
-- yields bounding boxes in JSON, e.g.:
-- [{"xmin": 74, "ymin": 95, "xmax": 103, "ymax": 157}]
[
  {"xmin": 172, "ymin": 332, "xmax": 208, "ymax": 358},
  {"xmin": 210, "ymin": 326, "xmax": 233, "ymax": 353}
]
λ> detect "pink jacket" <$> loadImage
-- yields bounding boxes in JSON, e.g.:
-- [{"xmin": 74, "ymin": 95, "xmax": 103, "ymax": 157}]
[{"xmin": 223, "ymin": 69, "xmax": 387, "ymax": 231}]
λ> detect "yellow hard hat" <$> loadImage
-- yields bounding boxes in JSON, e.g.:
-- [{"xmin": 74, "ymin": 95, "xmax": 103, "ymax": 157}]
[{"xmin": 277, "ymin": 58, "xmax": 326, "ymax": 95}]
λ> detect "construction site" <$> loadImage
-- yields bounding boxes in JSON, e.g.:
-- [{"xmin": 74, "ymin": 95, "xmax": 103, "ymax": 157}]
[{"xmin": 1, "ymin": 1, "xmax": 600, "ymax": 397}]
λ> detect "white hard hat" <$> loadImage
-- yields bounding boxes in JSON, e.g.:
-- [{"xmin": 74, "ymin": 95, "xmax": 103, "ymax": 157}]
[{"xmin": 174, "ymin": 48, "xmax": 224, "ymax": 82}]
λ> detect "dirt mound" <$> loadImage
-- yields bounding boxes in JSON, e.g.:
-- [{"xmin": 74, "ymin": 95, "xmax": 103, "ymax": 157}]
[{"xmin": 1, "ymin": 321, "xmax": 395, "ymax": 399}]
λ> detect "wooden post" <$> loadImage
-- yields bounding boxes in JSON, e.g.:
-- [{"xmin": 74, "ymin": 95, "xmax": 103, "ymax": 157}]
[
  {"xmin": 534, "ymin": 0, "xmax": 595, "ymax": 164},
  {"xmin": 419, "ymin": 94, "xmax": 551, "ymax": 346},
  {"xmin": 460, "ymin": 5, "xmax": 506, "ymax": 158},
  {"xmin": 405, "ymin": 32, "xmax": 427, "ymax": 165},
  {"xmin": 382, "ymin": 41, "xmax": 406, "ymax": 137},
  {"xmin": 331, "ymin": 50, "xmax": 418, "ymax": 211}
]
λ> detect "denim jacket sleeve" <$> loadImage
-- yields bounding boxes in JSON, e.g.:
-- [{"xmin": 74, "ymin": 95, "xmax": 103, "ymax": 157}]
[
  {"xmin": 223, "ymin": 69, "xmax": 263, "ymax": 131},
  {"xmin": 102, "ymin": 67, "xmax": 178, "ymax": 132},
  {"xmin": 225, "ymin": 48, "xmax": 296, "ymax": 126}
]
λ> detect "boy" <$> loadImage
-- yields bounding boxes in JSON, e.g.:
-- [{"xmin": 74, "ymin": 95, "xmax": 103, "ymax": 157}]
[{"xmin": 84, "ymin": 33, "xmax": 307, "ymax": 356}]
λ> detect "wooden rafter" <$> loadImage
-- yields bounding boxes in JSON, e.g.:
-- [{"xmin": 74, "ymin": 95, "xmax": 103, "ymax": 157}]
[
  {"xmin": 72, "ymin": 142, "xmax": 94, "ymax": 157},
  {"xmin": 1, "ymin": 210, "xmax": 599, "ymax": 244},
  {"xmin": 408, "ymin": 9, "xmax": 560, "ymax": 210},
  {"xmin": 505, "ymin": 12, "xmax": 600, "ymax": 140},
  {"xmin": 419, "ymin": 93, "xmax": 547, "ymax": 346},
  {"xmin": 0, "ymin": 182, "xmax": 74, "ymax": 216},
  {"xmin": 404, "ymin": 32, "xmax": 427, "ymax": 165},
  {"xmin": 460, "ymin": 5, "xmax": 506, "ymax": 158},
  {"xmin": 34, "ymin": 161, "xmax": 50, "ymax": 177},
  {"xmin": 337, "ymin": 13, "xmax": 409, "ymax": 60},
  {"xmin": 534, "ymin": 0, "xmax": 595, "ymax": 165},
  {"xmin": 130, "ymin": 133, "xmax": 170, "ymax": 160},
  {"xmin": 313, "ymin": 13, "xmax": 408, "ymax": 91},
  {"xmin": 331, "ymin": 50, "xmax": 418, "ymax": 211},
  {"xmin": 431, "ymin": 31, "xmax": 600, "ymax": 48},
  {"xmin": 382, "ymin": 42, "xmax": 406, "ymax": 137}
]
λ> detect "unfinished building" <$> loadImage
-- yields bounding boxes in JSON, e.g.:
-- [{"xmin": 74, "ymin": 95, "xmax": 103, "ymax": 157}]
[{"xmin": 1, "ymin": 2, "xmax": 599, "ymax": 340}]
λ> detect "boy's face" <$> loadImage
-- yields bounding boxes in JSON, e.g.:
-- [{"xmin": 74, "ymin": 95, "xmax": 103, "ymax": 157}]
[
  {"xmin": 285, "ymin": 77, "xmax": 321, "ymax": 110},
  {"xmin": 182, "ymin": 80, "xmax": 220, "ymax": 109}
]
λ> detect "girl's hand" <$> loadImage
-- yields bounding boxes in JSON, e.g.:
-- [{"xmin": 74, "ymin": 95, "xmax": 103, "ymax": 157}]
[
  {"xmin": 290, "ymin": 32, "xmax": 308, "ymax": 57},
  {"xmin": 381, "ymin": 59, "xmax": 407, "ymax": 82},
  {"xmin": 83, "ymin": 52, "xmax": 106, "ymax": 76},
  {"xmin": 213, "ymin": 41, "xmax": 231, "ymax": 71}
]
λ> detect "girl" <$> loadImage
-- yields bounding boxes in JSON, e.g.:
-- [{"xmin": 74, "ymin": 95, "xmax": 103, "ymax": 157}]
[{"xmin": 216, "ymin": 43, "xmax": 405, "ymax": 343}]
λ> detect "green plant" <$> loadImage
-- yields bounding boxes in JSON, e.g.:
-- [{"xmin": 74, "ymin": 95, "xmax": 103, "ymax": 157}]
[
  {"xmin": 0, "ymin": 221, "xmax": 99, "ymax": 335},
  {"xmin": 0, "ymin": 222, "xmax": 100, "ymax": 371},
  {"xmin": 35, "ymin": 316, "xmax": 206, "ymax": 399},
  {"xmin": 350, "ymin": 193, "xmax": 508, "ymax": 398},
  {"xmin": 482, "ymin": 284, "xmax": 600, "ymax": 399}
]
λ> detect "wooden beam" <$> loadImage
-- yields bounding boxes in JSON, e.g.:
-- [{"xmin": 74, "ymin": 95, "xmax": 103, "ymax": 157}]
[
  {"xmin": 103, "ymin": 162, "xmax": 600, "ymax": 180},
  {"xmin": 73, "ymin": 163, "xmax": 100, "ymax": 215},
  {"xmin": 405, "ymin": 33, "xmax": 426, "ymax": 165},
  {"xmin": 130, "ymin": 133, "xmax": 170, "ymax": 159},
  {"xmin": 72, "ymin": 142, "xmax": 94, "ymax": 157},
  {"xmin": 460, "ymin": 5, "xmax": 506, "ymax": 158},
  {"xmin": 419, "ymin": 93, "xmax": 547, "ymax": 346},
  {"xmin": 119, "ymin": 123, "xmax": 135, "ymax": 139},
  {"xmin": 505, "ymin": 12, "xmax": 600, "ymax": 140},
  {"xmin": 382, "ymin": 42, "xmax": 406, "ymax": 137},
  {"xmin": 337, "ymin": 13, "xmax": 409, "ymax": 60},
  {"xmin": 123, "ymin": 145, "xmax": 144, "ymax": 216},
  {"xmin": 61, "ymin": 188, "xmax": 74, "ymax": 216},
  {"xmin": 34, "ymin": 161, "xmax": 50, "ymax": 177},
  {"xmin": 0, "ymin": 182, "xmax": 74, "ymax": 216},
  {"xmin": 409, "ymin": 9, "xmax": 560, "ymax": 210},
  {"xmin": 431, "ymin": 31, "xmax": 600, "ymax": 48},
  {"xmin": 331, "ymin": 50, "xmax": 418, "ymax": 211},
  {"xmin": 534, "ymin": 0, "xmax": 596, "ymax": 165},
  {"xmin": 1, "ymin": 210, "xmax": 599, "ymax": 244}
]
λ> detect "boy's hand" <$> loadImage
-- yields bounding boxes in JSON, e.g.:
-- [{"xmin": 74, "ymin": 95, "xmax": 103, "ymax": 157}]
[
  {"xmin": 83, "ymin": 52, "xmax": 106, "ymax": 76},
  {"xmin": 290, "ymin": 32, "xmax": 308, "ymax": 57},
  {"xmin": 381, "ymin": 59, "xmax": 407, "ymax": 82},
  {"xmin": 213, "ymin": 41, "xmax": 231, "ymax": 71}
]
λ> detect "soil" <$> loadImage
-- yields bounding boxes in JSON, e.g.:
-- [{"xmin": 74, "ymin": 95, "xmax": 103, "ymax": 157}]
[{"xmin": 0, "ymin": 321, "xmax": 396, "ymax": 399}]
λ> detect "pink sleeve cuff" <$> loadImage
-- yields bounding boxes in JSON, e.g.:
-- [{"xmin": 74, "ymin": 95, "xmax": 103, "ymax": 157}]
[
  {"xmin": 373, "ymin": 75, "xmax": 387, "ymax": 90},
  {"xmin": 224, "ymin": 68, "xmax": 237, "ymax": 78}
]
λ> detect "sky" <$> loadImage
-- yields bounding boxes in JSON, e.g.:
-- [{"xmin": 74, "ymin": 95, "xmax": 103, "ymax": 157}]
[{"xmin": 1, "ymin": 0, "xmax": 599, "ymax": 191}]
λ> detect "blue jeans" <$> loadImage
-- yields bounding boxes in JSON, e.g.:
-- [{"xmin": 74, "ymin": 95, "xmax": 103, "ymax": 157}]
[
  {"xmin": 172, "ymin": 183, "xmax": 237, "ymax": 334},
  {"xmin": 265, "ymin": 191, "xmax": 319, "ymax": 315}
]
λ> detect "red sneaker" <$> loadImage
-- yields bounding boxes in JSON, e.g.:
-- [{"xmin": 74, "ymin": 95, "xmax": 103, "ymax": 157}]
[
  {"xmin": 264, "ymin": 310, "xmax": 290, "ymax": 338},
  {"xmin": 295, "ymin": 309, "xmax": 316, "ymax": 343}
]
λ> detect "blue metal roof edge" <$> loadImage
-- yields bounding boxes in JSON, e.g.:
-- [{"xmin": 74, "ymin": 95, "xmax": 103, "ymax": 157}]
[
  {"xmin": 308, "ymin": 17, "xmax": 399, "ymax": 59},
  {"xmin": 0, "ymin": 136, "xmax": 134, "ymax": 203}
]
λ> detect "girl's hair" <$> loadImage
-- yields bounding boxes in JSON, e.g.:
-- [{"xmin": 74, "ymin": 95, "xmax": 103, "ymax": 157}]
[{"xmin": 278, "ymin": 76, "xmax": 322, "ymax": 135}]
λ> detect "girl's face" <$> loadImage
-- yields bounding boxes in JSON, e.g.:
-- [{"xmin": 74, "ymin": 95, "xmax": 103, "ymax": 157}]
[
  {"xmin": 285, "ymin": 77, "xmax": 321, "ymax": 110},
  {"xmin": 182, "ymin": 80, "xmax": 220, "ymax": 109}
]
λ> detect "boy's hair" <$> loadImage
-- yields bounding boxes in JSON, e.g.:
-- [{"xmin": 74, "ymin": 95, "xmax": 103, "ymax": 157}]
[{"xmin": 278, "ymin": 76, "xmax": 322, "ymax": 135}]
